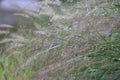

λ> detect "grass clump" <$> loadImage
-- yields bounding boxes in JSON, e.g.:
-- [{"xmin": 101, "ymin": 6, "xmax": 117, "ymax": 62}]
[
  {"xmin": 0, "ymin": 0, "xmax": 120, "ymax": 80},
  {"xmin": 75, "ymin": 27, "xmax": 120, "ymax": 80}
]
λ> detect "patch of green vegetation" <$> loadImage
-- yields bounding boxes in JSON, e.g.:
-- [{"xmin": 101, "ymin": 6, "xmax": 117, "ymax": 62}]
[
  {"xmin": 0, "ymin": 50, "xmax": 33, "ymax": 80},
  {"xmin": 73, "ymin": 27, "xmax": 120, "ymax": 80},
  {"xmin": 60, "ymin": 0, "xmax": 82, "ymax": 4},
  {"xmin": 16, "ymin": 66, "xmax": 32, "ymax": 80},
  {"xmin": 33, "ymin": 14, "xmax": 51, "ymax": 27}
]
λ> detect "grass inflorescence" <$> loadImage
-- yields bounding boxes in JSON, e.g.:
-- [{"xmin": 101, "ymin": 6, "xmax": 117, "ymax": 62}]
[{"xmin": 0, "ymin": 0, "xmax": 120, "ymax": 80}]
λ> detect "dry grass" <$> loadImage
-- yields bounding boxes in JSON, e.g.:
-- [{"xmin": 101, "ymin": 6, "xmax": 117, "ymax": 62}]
[{"xmin": 0, "ymin": 0, "xmax": 120, "ymax": 80}]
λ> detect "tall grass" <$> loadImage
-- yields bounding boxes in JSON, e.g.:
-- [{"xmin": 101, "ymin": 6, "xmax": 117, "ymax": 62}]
[{"xmin": 0, "ymin": 0, "xmax": 120, "ymax": 80}]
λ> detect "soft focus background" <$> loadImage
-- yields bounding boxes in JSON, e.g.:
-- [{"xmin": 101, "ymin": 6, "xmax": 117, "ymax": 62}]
[{"xmin": 0, "ymin": 0, "xmax": 120, "ymax": 80}]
